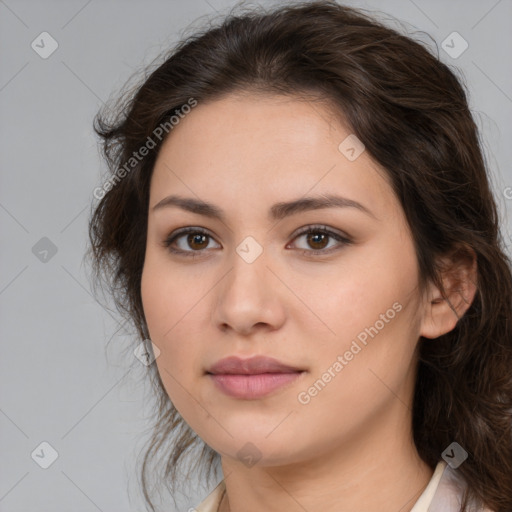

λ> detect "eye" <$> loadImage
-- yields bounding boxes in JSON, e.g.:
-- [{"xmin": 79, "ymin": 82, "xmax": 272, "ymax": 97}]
[
  {"xmin": 162, "ymin": 225, "xmax": 352, "ymax": 258},
  {"xmin": 162, "ymin": 227, "xmax": 219, "ymax": 258},
  {"xmin": 288, "ymin": 225, "xmax": 352, "ymax": 256}
]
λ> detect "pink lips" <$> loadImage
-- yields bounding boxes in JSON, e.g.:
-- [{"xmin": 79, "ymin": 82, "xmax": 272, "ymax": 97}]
[{"xmin": 206, "ymin": 355, "xmax": 306, "ymax": 400}]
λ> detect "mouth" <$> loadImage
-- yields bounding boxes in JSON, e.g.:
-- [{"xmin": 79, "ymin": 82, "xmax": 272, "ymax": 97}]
[
  {"xmin": 207, "ymin": 371, "xmax": 306, "ymax": 400},
  {"xmin": 205, "ymin": 355, "xmax": 306, "ymax": 399}
]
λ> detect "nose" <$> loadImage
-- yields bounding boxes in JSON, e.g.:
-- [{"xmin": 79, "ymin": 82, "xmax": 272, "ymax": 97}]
[{"xmin": 212, "ymin": 247, "xmax": 286, "ymax": 337}]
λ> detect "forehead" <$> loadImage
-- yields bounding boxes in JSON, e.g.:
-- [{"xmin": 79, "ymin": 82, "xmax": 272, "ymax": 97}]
[{"xmin": 150, "ymin": 93, "xmax": 399, "ymax": 223}]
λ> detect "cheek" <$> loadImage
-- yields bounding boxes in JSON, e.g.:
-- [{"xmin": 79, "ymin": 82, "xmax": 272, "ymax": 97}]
[
  {"xmin": 141, "ymin": 248, "xmax": 197, "ymax": 339},
  {"xmin": 140, "ymin": 261, "xmax": 169, "ymax": 341},
  {"xmin": 294, "ymin": 292, "xmax": 420, "ymax": 436},
  {"xmin": 141, "ymin": 251, "xmax": 214, "ymax": 376},
  {"xmin": 141, "ymin": 256, "xmax": 193, "ymax": 371},
  {"xmin": 297, "ymin": 240, "xmax": 422, "ymax": 396},
  {"xmin": 294, "ymin": 251, "xmax": 415, "ymax": 348},
  {"xmin": 141, "ymin": 261, "xmax": 205, "ymax": 422}
]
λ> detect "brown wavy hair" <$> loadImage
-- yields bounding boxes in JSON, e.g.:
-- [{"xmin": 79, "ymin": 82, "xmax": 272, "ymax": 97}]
[{"xmin": 87, "ymin": 1, "xmax": 512, "ymax": 510}]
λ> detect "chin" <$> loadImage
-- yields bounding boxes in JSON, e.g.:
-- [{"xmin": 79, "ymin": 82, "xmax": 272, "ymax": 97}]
[{"xmin": 207, "ymin": 434, "xmax": 310, "ymax": 468}]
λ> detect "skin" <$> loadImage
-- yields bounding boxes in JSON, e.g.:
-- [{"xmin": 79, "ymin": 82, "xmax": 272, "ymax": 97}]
[{"xmin": 140, "ymin": 93, "xmax": 477, "ymax": 512}]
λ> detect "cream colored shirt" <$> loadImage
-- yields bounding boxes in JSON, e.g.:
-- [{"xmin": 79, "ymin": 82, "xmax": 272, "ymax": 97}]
[{"xmin": 194, "ymin": 461, "xmax": 492, "ymax": 512}]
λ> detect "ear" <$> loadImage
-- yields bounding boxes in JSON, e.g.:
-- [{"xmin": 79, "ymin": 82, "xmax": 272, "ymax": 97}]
[{"xmin": 420, "ymin": 245, "xmax": 478, "ymax": 340}]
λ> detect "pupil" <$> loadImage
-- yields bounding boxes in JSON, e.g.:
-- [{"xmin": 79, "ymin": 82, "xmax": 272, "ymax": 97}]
[
  {"xmin": 308, "ymin": 233, "xmax": 327, "ymax": 249},
  {"xmin": 189, "ymin": 233, "xmax": 208, "ymax": 249}
]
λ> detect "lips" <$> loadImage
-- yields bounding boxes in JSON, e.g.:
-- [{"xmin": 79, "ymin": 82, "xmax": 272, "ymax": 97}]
[
  {"xmin": 206, "ymin": 355, "xmax": 304, "ymax": 375},
  {"xmin": 206, "ymin": 355, "xmax": 306, "ymax": 400}
]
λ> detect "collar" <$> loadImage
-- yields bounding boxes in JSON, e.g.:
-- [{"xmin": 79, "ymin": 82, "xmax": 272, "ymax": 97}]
[{"xmin": 194, "ymin": 460, "xmax": 472, "ymax": 512}]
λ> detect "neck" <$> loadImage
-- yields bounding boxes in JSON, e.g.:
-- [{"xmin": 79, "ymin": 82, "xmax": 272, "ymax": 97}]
[{"xmin": 217, "ymin": 401, "xmax": 434, "ymax": 512}]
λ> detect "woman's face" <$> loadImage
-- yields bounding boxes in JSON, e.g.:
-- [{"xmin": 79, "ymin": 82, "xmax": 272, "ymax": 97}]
[{"xmin": 141, "ymin": 93, "xmax": 430, "ymax": 467}]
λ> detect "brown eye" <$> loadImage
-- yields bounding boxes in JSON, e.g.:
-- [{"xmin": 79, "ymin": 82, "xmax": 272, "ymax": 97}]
[
  {"xmin": 290, "ymin": 225, "xmax": 352, "ymax": 255},
  {"xmin": 186, "ymin": 233, "xmax": 209, "ymax": 250},
  {"xmin": 163, "ymin": 228, "xmax": 220, "ymax": 257},
  {"xmin": 163, "ymin": 225, "xmax": 352, "ymax": 258},
  {"xmin": 305, "ymin": 232, "xmax": 330, "ymax": 250}
]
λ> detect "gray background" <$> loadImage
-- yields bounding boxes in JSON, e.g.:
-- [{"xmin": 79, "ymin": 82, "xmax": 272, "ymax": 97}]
[{"xmin": 1, "ymin": 0, "xmax": 511, "ymax": 511}]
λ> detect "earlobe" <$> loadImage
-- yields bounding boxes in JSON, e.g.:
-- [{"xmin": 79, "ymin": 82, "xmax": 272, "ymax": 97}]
[{"xmin": 419, "ymin": 246, "xmax": 478, "ymax": 340}]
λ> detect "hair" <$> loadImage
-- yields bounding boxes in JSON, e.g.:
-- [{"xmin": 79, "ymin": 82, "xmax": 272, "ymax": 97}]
[{"xmin": 86, "ymin": 1, "xmax": 512, "ymax": 511}]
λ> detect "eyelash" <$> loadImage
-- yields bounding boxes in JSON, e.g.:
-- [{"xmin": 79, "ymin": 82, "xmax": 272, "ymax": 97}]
[{"xmin": 162, "ymin": 225, "xmax": 352, "ymax": 258}]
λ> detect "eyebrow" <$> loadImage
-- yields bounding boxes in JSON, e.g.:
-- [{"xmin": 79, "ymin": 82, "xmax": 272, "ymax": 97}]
[
  {"xmin": 151, "ymin": 193, "xmax": 377, "ymax": 221},
  {"xmin": 152, "ymin": 194, "xmax": 377, "ymax": 222}
]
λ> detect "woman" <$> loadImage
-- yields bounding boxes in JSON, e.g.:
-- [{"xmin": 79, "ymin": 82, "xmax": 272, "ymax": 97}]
[{"xmin": 87, "ymin": 1, "xmax": 512, "ymax": 511}]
